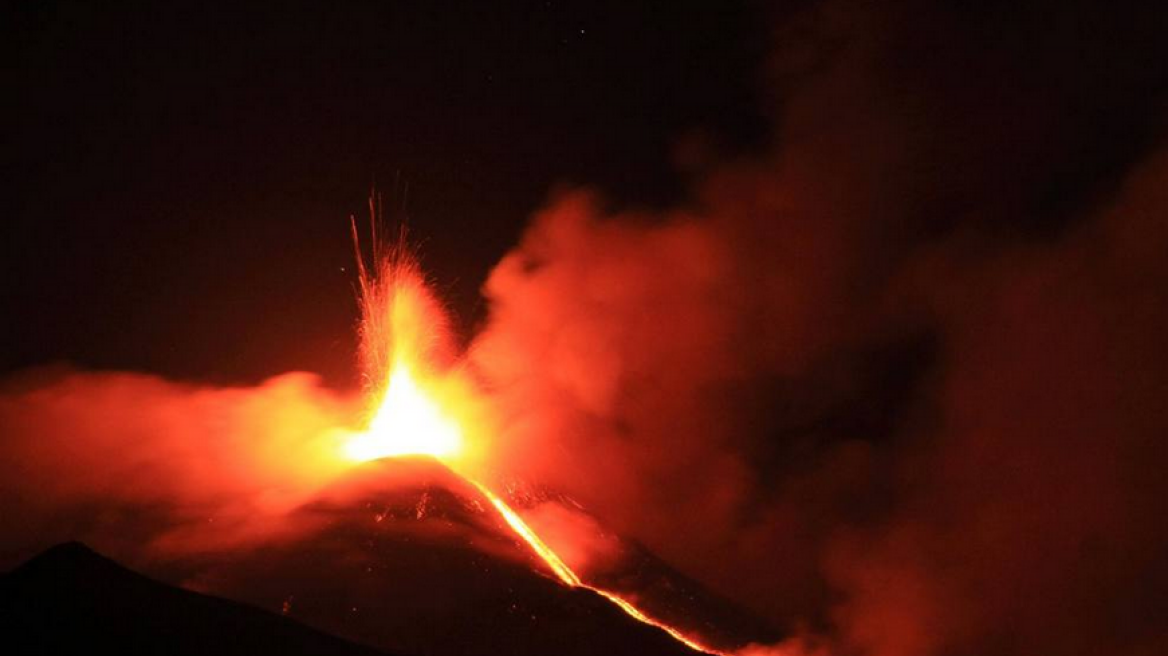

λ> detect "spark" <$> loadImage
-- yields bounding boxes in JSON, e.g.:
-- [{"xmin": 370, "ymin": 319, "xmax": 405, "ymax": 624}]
[{"xmin": 340, "ymin": 230, "xmax": 725, "ymax": 654}]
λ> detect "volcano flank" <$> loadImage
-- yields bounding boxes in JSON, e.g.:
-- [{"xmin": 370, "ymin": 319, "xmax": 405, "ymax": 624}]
[
  {"xmin": 1, "ymin": 458, "xmax": 738, "ymax": 656},
  {"xmin": 143, "ymin": 457, "xmax": 734, "ymax": 656}
]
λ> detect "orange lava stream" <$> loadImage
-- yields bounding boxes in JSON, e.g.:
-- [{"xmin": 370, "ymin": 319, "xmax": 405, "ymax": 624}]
[
  {"xmin": 471, "ymin": 477, "xmax": 725, "ymax": 655},
  {"xmin": 468, "ymin": 478, "xmax": 582, "ymax": 586},
  {"xmin": 349, "ymin": 404, "xmax": 727, "ymax": 655},
  {"xmin": 343, "ymin": 232, "xmax": 726, "ymax": 655}
]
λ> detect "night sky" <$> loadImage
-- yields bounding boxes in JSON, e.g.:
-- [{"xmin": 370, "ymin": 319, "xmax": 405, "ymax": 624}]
[
  {"xmin": 4, "ymin": 3, "xmax": 1168, "ymax": 656},
  {"xmin": 4, "ymin": 1, "xmax": 770, "ymax": 384}
]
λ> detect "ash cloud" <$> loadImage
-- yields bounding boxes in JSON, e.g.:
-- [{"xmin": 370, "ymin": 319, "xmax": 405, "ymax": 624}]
[
  {"xmin": 469, "ymin": 2, "xmax": 1168, "ymax": 655},
  {"xmin": 0, "ymin": 368, "xmax": 359, "ymax": 569},
  {"xmin": 0, "ymin": 2, "xmax": 1164, "ymax": 655}
]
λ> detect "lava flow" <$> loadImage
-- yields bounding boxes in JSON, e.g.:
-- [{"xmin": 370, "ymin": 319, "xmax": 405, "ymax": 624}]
[{"xmin": 340, "ymin": 221, "xmax": 725, "ymax": 655}]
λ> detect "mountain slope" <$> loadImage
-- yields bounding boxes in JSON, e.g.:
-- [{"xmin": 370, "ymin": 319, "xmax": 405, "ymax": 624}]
[
  {"xmin": 0, "ymin": 458, "xmax": 772, "ymax": 656},
  {"xmin": 0, "ymin": 541, "xmax": 394, "ymax": 656},
  {"xmin": 196, "ymin": 457, "xmax": 702, "ymax": 656}
]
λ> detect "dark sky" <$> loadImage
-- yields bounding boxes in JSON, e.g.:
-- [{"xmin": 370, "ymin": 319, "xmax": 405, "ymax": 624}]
[
  {"xmin": 3, "ymin": 1, "xmax": 771, "ymax": 385},
  {"xmin": 4, "ymin": 3, "xmax": 1168, "ymax": 656}
]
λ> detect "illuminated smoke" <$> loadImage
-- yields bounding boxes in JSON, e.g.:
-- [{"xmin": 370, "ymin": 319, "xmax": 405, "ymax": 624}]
[
  {"xmin": 340, "ymin": 236, "xmax": 728, "ymax": 653},
  {"xmin": 0, "ymin": 369, "xmax": 358, "ymax": 565},
  {"xmin": 1, "ymin": 4, "xmax": 1166, "ymax": 656},
  {"xmin": 463, "ymin": 4, "xmax": 1168, "ymax": 655}
]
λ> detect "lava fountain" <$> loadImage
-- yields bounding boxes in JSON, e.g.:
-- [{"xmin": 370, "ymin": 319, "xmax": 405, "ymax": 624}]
[{"xmin": 338, "ymin": 217, "xmax": 725, "ymax": 655}]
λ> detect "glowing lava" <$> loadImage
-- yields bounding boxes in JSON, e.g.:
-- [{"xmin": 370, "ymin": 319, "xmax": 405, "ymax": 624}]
[
  {"xmin": 341, "ymin": 225, "xmax": 724, "ymax": 655},
  {"xmin": 343, "ymin": 214, "xmax": 473, "ymax": 464},
  {"xmin": 343, "ymin": 363, "xmax": 462, "ymax": 461}
]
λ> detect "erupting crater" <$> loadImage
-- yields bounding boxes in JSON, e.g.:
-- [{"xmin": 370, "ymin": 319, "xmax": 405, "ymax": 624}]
[{"xmin": 332, "ymin": 222, "xmax": 734, "ymax": 655}]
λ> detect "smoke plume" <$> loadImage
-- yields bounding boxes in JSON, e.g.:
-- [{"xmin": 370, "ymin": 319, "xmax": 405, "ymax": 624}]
[
  {"xmin": 468, "ymin": 2, "xmax": 1168, "ymax": 654},
  {"xmin": 0, "ymin": 368, "xmax": 358, "ymax": 568},
  {"xmin": 0, "ymin": 2, "xmax": 1165, "ymax": 656}
]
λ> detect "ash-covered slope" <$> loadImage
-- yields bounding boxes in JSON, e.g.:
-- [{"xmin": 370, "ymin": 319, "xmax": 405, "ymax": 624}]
[
  {"xmin": 193, "ymin": 457, "xmax": 701, "ymax": 656},
  {"xmin": 507, "ymin": 487, "xmax": 784, "ymax": 653},
  {"xmin": 0, "ymin": 458, "xmax": 770, "ymax": 656},
  {"xmin": 0, "ymin": 541, "xmax": 394, "ymax": 656},
  {"xmin": 580, "ymin": 529, "xmax": 783, "ymax": 652}
]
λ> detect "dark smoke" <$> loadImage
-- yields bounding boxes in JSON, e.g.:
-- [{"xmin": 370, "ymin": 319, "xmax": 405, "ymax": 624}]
[
  {"xmin": 469, "ymin": 2, "xmax": 1168, "ymax": 655},
  {"xmin": 0, "ymin": 2, "xmax": 1165, "ymax": 655}
]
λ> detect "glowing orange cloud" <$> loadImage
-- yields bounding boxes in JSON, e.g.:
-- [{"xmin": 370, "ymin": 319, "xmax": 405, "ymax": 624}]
[{"xmin": 337, "ymin": 230, "xmax": 727, "ymax": 654}]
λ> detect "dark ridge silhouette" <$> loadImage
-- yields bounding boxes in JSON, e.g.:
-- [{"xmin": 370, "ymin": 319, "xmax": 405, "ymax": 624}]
[
  {"xmin": 0, "ymin": 492, "xmax": 717, "ymax": 656},
  {"xmin": 0, "ymin": 541, "xmax": 394, "ymax": 656},
  {"xmin": 0, "ymin": 461, "xmax": 773, "ymax": 656}
]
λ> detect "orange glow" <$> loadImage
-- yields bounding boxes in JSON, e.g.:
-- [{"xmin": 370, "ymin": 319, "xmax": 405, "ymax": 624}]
[
  {"xmin": 340, "ymin": 232, "xmax": 724, "ymax": 655},
  {"xmin": 342, "ymin": 216, "xmax": 478, "ymax": 465},
  {"xmin": 472, "ymin": 477, "xmax": 724, "ymax": 654},
  {"xmin": 469, "ymin": 478, "xmax": 582, "ymax": 587},
  {"xmin": 343, "ymin": 363, "xmax": 463, "ymax": 461}
]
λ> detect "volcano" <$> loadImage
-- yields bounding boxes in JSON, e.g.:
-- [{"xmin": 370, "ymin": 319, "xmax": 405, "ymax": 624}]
[
  {"xmin": 0, "ymin": 458, "xmax": 775, "ymax": 656},
  {"xmin": 0, "ymin": 235, "xmax": 781, "ymax": 656},
  {"xmin": 134, "ymin": 457, "xmax": 741, "ymax": 656}
]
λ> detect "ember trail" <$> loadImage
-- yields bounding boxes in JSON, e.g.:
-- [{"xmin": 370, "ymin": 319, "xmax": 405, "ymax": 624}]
[{"xmin": 340, "ymin": 222, "xmax": 725, "ymax": 655}]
